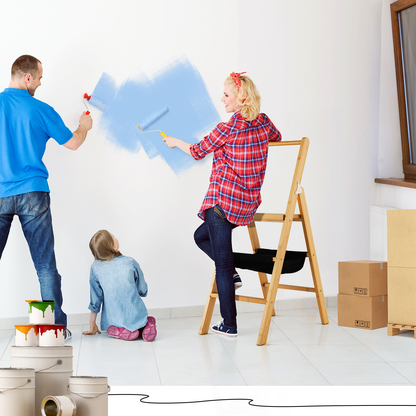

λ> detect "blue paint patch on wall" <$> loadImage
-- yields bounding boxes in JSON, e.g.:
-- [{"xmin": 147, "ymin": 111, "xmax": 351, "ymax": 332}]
[{"xmin": 90, "ymin": 58, "xmax": 221, "ymax": 173}]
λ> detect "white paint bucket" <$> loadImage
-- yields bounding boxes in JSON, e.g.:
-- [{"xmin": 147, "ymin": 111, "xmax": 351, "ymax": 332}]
[
  {"xmin": 68, "ymin": 376, "xmax": 110, "ymax": 416},
  {"xmin": 41, "ymin": 395, "xmax": 76, "ymax": 416},
  {"xmin": 11, "ymin": 346, "xmax": 73, "ymax": 416},
  {"xmin": 38, "ymin": 325, "xmax": 65, "ymax": 347},
  {"xmin": 15, "ymin": 325, "xmax": 39, "ymax": 347},
  {"xmin": 0, "ymin": 368, "xmax": 36, "ymax": 416},
  {"xmin": 28, "ymin": 301, "xmax": 55, "ymax": 325}
]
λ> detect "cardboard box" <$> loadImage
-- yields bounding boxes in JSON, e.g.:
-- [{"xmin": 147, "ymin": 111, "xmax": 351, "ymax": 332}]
[
  {"xmin": 387, "ymin": 209, "xmax": 416, "ymax": 268},
  {"xmin": 338, "ymin": 261, "xmax": 387, "ymax": 297},
  {"xmin": 338, "ymin": 293, "xmax": 388, "ymax": 330},
  {"xmin": 388, "ymin": 267, "xmax": 416, "ymax": 326}
]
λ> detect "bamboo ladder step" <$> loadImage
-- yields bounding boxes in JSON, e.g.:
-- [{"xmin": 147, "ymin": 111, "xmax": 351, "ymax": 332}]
[{"xmin": 387, "ymin": 323, "xmax": 416, "ymax": 339}]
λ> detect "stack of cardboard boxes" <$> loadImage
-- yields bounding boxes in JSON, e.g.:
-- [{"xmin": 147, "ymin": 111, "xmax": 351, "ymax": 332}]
[
  {"xmin": 338, "ymin": 260, "xmax": 388, "ymax": 330},
  {"xmin": 387, "ymin": 209, "xmax": 416, "ymax": 329}
]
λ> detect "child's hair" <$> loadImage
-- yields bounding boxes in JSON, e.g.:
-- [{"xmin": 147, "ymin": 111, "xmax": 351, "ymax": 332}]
[
  {"xmin": 89, "ymin": 230, "xmax": 122, "ymax": 261},
  {"xmin": 225, "ymin": 73, "xmax": 261, "ymax": 121}
]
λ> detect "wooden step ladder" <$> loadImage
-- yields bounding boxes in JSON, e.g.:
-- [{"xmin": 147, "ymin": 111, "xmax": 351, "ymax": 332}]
[{"xmin": 199, "ymin": 137, "xmax": 329, "ymax": 345}]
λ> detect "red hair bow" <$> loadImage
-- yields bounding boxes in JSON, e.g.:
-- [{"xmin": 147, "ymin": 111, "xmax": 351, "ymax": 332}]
[{"xmin": 230, "ymin": 71, "xmax": 247, "ymax": 91}]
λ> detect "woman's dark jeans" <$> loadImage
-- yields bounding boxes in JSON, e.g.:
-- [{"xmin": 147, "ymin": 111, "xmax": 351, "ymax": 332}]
[{"xmin": 194, "ymin": 205, "xmax": 238, "ymax": 329}]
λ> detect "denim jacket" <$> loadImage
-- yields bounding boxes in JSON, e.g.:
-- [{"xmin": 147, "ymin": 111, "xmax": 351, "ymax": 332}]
[{"xmin": 88, "ymin": 255, "xmax": 148, "ymax": 331}]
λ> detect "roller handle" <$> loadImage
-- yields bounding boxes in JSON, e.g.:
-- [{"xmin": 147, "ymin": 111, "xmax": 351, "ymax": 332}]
[
  {"xmin": 160, "ymin": 131, "xmax": 167, "ymax": 138},
  {"xmin": 83, "ymin": 93, "xmax": 91, "ymax": 114}
]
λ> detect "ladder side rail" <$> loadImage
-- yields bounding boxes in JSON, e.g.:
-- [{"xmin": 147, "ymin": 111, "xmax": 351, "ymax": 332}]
[
  {"xmin": 297, "ymin": 189, "xmax": 329, "ymax": 324},
  {"xmin": 257, "ymin": 138, "xmax": 310, "ymax": 345}
]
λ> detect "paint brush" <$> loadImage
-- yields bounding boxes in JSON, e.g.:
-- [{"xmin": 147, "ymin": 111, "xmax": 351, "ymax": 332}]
[
  {"xmin": 84, "ymin": 93, "xmax": 108, "ymax": 112},
  {"xmin": 138, "ymin": 106, "xmax": 169, "ymax": 137}
]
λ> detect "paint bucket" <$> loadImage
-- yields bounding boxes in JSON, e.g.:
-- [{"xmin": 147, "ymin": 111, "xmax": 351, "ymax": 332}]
[
  {"xmin": 38, "ymin": 325, "xmax": 65, "ymax": 347},
  {"xmin": 0, "ymin": 368, "xmax": 36, "ymax": 416},
  {"xmin": 10, "ymin": 346, "xmax": 73, "ymax": 416},
  {"xmin": 15, "ymin": 325, "xmax": 39, "ymax": 347},
  {"xmin": 41, "ymin": 395, "xmax": 76, "ymax": 416},
  {"xmin": 28, "ymin": 301, "xmax": 55, "ymax": 325},
  {"xmin": 68, "ymin": 376, "xmax": 110, "ymax": 416}
]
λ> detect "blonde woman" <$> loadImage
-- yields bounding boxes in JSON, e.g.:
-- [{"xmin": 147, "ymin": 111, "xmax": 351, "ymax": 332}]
[
  {"xmin": 163, "ymin": 72, "xmax": 281, "ymax": 336},
  {"xmin": 82, "ymin": 230, "xmax": 156, "ymax": 341}
]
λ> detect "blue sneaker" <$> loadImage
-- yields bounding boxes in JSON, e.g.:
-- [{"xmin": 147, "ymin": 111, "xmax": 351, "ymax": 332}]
[
  {"xmin": 233, "ymin": 274, "xmax": 243, "ymax": 290},
  {"xmin": 211, "ymin": 321, "xmax": 237, "ymax": 337}
]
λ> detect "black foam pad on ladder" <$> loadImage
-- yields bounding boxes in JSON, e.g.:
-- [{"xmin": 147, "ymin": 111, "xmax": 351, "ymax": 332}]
[{"xmin": 233, "ymin": 249, "xmax": 307, "ymax": 275}]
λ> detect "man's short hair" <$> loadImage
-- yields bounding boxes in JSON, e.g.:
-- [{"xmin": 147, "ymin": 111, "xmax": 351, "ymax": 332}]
[{"xmin": 11, "ymin": 55, "xmax": 42, "ymax": 79}]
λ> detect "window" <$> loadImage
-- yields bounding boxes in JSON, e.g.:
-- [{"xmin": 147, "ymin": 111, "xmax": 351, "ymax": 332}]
[{"xmin": 391, "ymin": 0, "xmax": 416, "ymax": 180}]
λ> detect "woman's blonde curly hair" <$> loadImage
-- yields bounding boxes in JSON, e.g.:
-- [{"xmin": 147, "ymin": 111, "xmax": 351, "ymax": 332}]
[{"xmin": 225, "ymin": 73, "xmax": 261, "ymax": 121}]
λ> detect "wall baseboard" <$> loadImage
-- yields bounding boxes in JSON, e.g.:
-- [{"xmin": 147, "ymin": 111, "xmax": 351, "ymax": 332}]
[{"xmin": 0, "ymin": 296, "xmax": 337, "ymax": 330}]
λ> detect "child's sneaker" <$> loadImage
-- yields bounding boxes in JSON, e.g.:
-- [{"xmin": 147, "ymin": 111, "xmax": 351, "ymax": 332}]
[
  {"xmin": 211, "ymin": 321, "xmax": 237, "ymax": 337},
  {"xmin": 107, "ymin": 326, "xmax": 139, "ymax": 341},
  {"xmin": 233, "ymin": 274, "xmax": 243, "ymax": 290},
  {"xmin": 142, "ymin": 316, "xmax": 157, "ymax": 342}
]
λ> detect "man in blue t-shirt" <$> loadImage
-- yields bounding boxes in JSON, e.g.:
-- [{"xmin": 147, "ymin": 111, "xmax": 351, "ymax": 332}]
[{"xmin": 0, "ymin": 55, "xmax": 93, "ymax": 338}]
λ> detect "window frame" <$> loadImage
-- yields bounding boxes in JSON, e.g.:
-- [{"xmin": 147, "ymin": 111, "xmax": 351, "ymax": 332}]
[{"xmin": 391, "ymin": 0, "xmax": 416, "ymax": 180}]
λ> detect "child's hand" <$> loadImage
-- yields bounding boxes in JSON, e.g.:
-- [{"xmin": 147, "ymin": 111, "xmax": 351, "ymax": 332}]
[{"xmin": 82, "ymin": 322, "xmax": 101, "ymax": 336}]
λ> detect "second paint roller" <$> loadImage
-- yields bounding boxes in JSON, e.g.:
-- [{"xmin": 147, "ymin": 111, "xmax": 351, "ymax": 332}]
[{"xmin": 138, "ymin": 106, "xmax": 169, "ymax": 137}]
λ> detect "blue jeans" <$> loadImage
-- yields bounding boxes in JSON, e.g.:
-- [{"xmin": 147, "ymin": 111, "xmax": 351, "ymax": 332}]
[
  {"xmin": 194, "ymin": 205, "xmax": 238, "ymax": 329},
  {"xmin": 0, "ymin": 192, "xmax": 67, "ymax": 327}
]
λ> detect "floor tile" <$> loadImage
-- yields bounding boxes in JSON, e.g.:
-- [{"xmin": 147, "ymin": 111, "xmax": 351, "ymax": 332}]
[
  {"xmin": 223, "ymin": 342, "xmax": 310, "ymax": 366},
  {"xmin": 389, "ymin": 362, "xmax": 416, "ymax": 384},
  {"xmin": 157, "ymin": 360, "xmax": 246, "ymax": 385},
  {"xmin": 238, "ymin": 361, "xmax": 330, "ymax": 385},
  {"xmin": 280, "ymin": 325, "xmax": 361, "ymax": 345},
  {"xmin": 314, "ymin": 362, "xmax": 412, "ymax": 385},
  {"xmin": 0, "ymin": 330, "xmax": 13, "ymax": 367},
  {"xmin": 296, "ymin": 344, "xmax": 384, "ymax": 364},
  {"xmin": 366, "ymin": 344, "xmax": 416, "ymax": 363}
]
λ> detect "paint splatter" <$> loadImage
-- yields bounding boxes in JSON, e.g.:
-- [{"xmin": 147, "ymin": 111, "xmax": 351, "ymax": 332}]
[{"xmin": 90, "ymin": 58, "xmax": 221, "ymax": 173}]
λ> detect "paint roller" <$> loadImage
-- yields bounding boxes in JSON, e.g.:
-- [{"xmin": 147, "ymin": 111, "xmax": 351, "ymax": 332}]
[
  {"xmin": 83, "ymin": 93, "xmax": 108, "ymax": 114},
  {"xmin": 138, "ymin": 106, "xmax": 169, "ymax": 137}
]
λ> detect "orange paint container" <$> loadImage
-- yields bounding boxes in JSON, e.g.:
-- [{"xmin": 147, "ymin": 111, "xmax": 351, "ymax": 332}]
[{"xmin": 15, "ymin": 325, "xmax": 39, "ymax": 347}]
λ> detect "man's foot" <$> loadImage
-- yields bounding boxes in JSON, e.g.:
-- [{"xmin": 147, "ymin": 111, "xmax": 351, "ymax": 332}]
[
  {"xmin": 64, "ymin": 328, "xmax": 72, "ymax": 341},
  {"xmin": 142, "ymin": 316, "xmax": 157, "ymax": 342},
  {"xmin": 211, "ymin": 321, "xmax": 237, "ymax": 337},
  {"xmin": 107, "ymin": 326, "xmax": 139, "ymax": 341},
  {"xmin": 233, "ymin": 274, "xmax": 243, "ymax": 290}
]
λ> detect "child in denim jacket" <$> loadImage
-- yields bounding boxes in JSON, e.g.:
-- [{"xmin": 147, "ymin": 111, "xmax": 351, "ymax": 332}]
[{"xmin": 82, "ymin": 229, "xmax": 157, "ymax": 341}]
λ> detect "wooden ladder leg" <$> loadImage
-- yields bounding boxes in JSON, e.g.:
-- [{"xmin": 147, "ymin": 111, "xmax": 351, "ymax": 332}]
[
  {"xmin": 257, "ymin": 259, "xmax": 284, "ymax": 345},
  {"xmin": 199, "ymin": 271, "xmax": 217, "ymax": 335},
  {"xmin": 247, "ymin": 222, "xmax": 276, "ymax": 316},
  {"xmin": 297, "ymin": 190, "xmax": 329, "ymax": 324}
]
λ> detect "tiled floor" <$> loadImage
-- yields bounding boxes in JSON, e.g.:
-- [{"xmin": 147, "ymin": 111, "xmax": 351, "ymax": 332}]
[{"xmin": 1, "ymin": 306, "xmax": 415, "ymax": 386}]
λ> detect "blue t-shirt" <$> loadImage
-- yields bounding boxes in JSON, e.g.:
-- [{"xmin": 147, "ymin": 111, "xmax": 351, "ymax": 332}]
[{"xmin": 0, "ymin": 88, "xmax": 73, "ymax": 197}]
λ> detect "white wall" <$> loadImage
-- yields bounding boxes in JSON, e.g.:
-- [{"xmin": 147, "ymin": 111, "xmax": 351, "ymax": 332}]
[{"xmin": 0, "ymin": 0, "xmax": 383, "ymax": 320}]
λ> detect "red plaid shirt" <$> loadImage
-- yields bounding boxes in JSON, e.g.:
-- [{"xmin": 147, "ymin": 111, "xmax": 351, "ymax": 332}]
[{"xmin": 190, "ymin": 112, "xmax": 281, "ymax": 226}]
